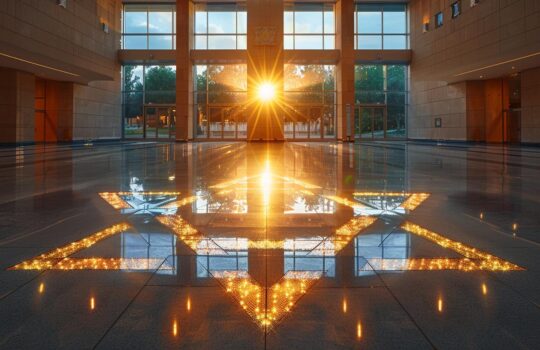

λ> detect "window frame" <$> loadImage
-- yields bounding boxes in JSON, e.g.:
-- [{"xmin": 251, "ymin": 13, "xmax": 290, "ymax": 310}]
[
  {"xmin": 451, "ymin": 1, "xmax": 462, "ymax": 18},
  {"xmin": 354, "ymin": 3, "xmax": 409, "ymax": 50},
  {"xmin": 284, "ymin": 2, "xmax": 336, "ymax": 50},
  {"xmin": 435, "ymin": 11, "xmax": 444, "ymax": 28},
  {"xmin": 193, "ymin": 3, "xmax": 247, "ymax": 50},
  {"xmin": 122, "ymin": 4, "xmax": 177, "ymax": 50}
]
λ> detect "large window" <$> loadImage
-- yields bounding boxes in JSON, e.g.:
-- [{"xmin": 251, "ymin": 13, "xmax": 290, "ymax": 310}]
[
  {"xmin": 354, "ymin": 3, "xmax": 408, "ymax": 50},
  {"xmin": 284, "ymin": 65, "xmax": 336, "ymax": 139},
  {"xmin": 284, "ymin": 3, "xmax": 335, "ymax": 50},
  {"xmin": 123, "ymin": 65, "xmax": 176, "ymax": 138},
  {"xmin": 355, "ymin": 64, "xmax": 408, "ymax": 138},
  {"xmin": 194, "ymin": 4, "xmax": 247, "ymax": 50},
  {"xmin": 194, "ymin": 65, "xmax": 248, "ymax": 139},
  {"xmin": 122, "ymin": 4, "xmax": 176, "ymax": 49}
]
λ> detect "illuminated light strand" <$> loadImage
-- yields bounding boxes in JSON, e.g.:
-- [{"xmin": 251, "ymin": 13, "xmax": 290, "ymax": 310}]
[
  {"xmin": 248, "ymin": 240, "xmax": 284, "ymax": 249},
  {"xmin": 401, "ymin": 193, "xmax": 430, "ymax": 210},
  {"xmin": 10, "ymin": 258, "xmax": 171, "ymax": 271},
  {"xmin": 324, "ymin": 195, "xmax": 368, "ymax": 211},
  {"xmin": 155, "ymin": 215, "xmax": 204, "ymax": 251},
  {"xmin": 209, "ymin": 176, "xmax": 251, "ymax": 189},
  {"xmin": 333, "ymin": 217, "xmax": 377, "ymax": 252},
  {"xmin": 9, "ymin": 223, "xmax": 131, "ymax": 270},
  {"xmin": 352, "ymin": 192, "xmax": 431, "ymax": 211},
  {"xmin": 112, "ymin": 191, "xmax": 182, "ymax": 196},
  {"xmin": 361, "ymin": 258, "xmax": 489, "ymax": 271},
  {"xmin": 99, "ymin": 193, "xmax": 131, "ymax": 209},
  {"xmin": 218, "ymin": 270, "xmax": 321, "ymax": 329},
  {"xmin": 281, "ymin": 176, "xmax": 321, "ymax": 189},
  {"xmin": 401, "ymin": 222, "xmax": 524, "ymax": 271}
]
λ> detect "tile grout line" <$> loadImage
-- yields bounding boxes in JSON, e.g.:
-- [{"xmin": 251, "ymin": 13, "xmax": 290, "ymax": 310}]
[{"xmin": 91, "ymin": 258, "xmax": 169, "ymax": 350}]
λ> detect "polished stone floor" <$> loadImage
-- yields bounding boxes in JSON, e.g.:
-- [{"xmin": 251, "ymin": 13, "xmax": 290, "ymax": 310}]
[{"xmin": 0, "ymin": 141, "xmax": 539, "ymax": 349}]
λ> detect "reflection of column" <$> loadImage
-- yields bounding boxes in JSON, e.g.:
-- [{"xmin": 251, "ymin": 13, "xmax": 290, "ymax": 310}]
[
  {"xmin": 176, "ymin": 0, "xmax": 193, "ymax": 141},
  {"xmin": 176, "ymin": 243, "xmax": 198, "ymax": 284},
  {"xmin": 336, "ymin": 0, "xmax": 355, "ymax": 141},
  {"xmin": 247, "ymin": 0, "xmax": 284, "ymax": 141},
  {"xmin": 335, "ymin": 244, "xmax": 355, "ymax": 285},
  {"xmin": 248, "ymin": 248, "xmax": 284, "ymax": 286}
]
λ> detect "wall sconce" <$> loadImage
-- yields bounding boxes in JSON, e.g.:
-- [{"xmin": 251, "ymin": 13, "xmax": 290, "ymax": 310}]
[
  {"xmin": 423, "ymin": 22, "xmax": 430, "ymax": 33},
  {"xmin": 101, "ymin": 20, "xmax": 110, "ymax": 34}
]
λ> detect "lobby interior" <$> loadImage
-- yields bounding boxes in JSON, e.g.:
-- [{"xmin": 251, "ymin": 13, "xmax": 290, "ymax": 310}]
[{"xmin": 1, "ymin": 0, "xmax": 540, "ymax": 349}]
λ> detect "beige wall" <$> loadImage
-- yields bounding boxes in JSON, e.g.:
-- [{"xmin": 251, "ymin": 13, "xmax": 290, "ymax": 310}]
[
  {"xmin": 521, "ymin": 67, "xmax": 540, "ymax": 143},
  {"xmin": 0, "ymin": 68, "xmax": 34, "ymax": 144},
  {"xmin": 409, "ymin": 0, "xmax": 540, "ymax": 142},
  {"xmin": 0, "ymin": 0, "xmax": 122, "ymax": 143}
]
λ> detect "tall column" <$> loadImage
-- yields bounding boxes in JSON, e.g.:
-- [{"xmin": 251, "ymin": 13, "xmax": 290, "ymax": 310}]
[
  {"xmin": 176, "ymin": 0, "xmax": 193, "ymax": 141},
  {"xmin": 0, "ymin": 68, "xmax": 35, "ymax": 144},
  {"xmin": 336, "ymin": 0, "xmax": 355, "ymax": 141},
  {"xmin": 246, "ymin": 0, "xmax": 284, "ymax": 141}
]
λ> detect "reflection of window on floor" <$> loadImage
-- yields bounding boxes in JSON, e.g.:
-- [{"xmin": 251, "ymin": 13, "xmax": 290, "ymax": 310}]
[
  {"xmin": 284, "ymin": 238, "xmax": 336, "ymax": 277},
  {"xmin": 354, "ymin": 232, "xmax": 410, "ymax": 276},
  {"xmin": 196, "ymin": 238, "xmax": 248, "ymax": 277},
  {"xmin": 121, "ymin": 233, "xmax": 177, "ymax": 275}
]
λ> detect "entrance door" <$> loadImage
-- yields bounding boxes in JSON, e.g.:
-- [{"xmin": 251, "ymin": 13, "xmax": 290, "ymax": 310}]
[
  {"xmin": 284, "ymin": 106, "xmax": 326, "ymax": 140},
  {"xmin": 205, "ymin": 105, "xmax": 246, "ymax": 139},
  {"xmin": 143, "ymin": 105, "xmax": 175, "ymax": 139},
  {"xmin": 354, "ymin": 106, "xmax": 387, "ymax": 139}
]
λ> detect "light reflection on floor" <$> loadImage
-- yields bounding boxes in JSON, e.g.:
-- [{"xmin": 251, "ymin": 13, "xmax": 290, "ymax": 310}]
[
  {"xmin": 1, "ymin": 142, "xmax": 537, "ymax": 349},
  {"xmin": 9, "ymin": 171, "xmax": 523, "ymax": 330}
]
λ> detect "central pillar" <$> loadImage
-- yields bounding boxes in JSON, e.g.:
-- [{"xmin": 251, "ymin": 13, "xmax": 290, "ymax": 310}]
[
  {"xmin": 246, "ymin": 0, "xmax": 284, "ymax": 141},
  {"xmin": 336, "ymin": 0, "xmax": 355, "ymax": 141}
]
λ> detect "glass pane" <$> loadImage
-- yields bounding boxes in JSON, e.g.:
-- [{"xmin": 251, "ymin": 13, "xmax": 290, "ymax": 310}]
[
  {"xmin": 284, "ymin": 12, "xmax": 294, "ymax": 34},
  {"xmin": 384, "ymin": 35, "xmax": 407, "ymax": 49},
  {"xmin": 373, "ymin": 108, "xmax": 385, "ymax": 138},
  {"xmin": 149, "ymin": 35, "xmax": 172, "ymax": 49},
  {"xmin": 144, "ymin": 66, "xmax": 176, "ymax": 102},
  {"xmin": 323, "ymin": 106, "xmax": 335, "ymax": 138},
  {"xmin": 387, "ymin": 105, "xmax": 406, "ymax": 138},
  {"xmin": 295, "ymin": 35, "xmax": 323, "ymax": 49},
  {"xmin": 295, "ymin": 11, "xmax": 323, "ymax": 34},
  {"xmin": 145, "ymin": 107, "xmax": 158, "ymax": 138},
  {"xmin": 149, "ymin": 11, "xmax": 172, "ymax": 33},
  {"xmin": 383, "ymin": 10, "xmax": 406, "ymax": 34},
  {"xmin": 195, "ymin": 11, "xmax": 207, "ymax": 33},
  {"xmin": 124, "ymin": 10, "xmax": 147, "ymax": 33},
  {"xmin": 284, "ymin": 35, "xmax": 294, "ymax": 49},
  {"xmin": 355, "ymin": 65, "xmax": 384, "ymax": 91},
  {"xmin": 357, "ymin": 35, "xmax": 382, "ymax": 49},
  {"xmin": 237, "ymin": 12, "xmax": 247, "ymax": 34},
  {"xmin": 195, "ymin": 35, "xmax": 207, "ymax": 49},
  {"xmin": 324, "ymin": 35, "xmax": 335, "ymax": 49},
  {"xmin": 209, "ymin": 108, "xmax": 223, "ymax": 138},
  {"xmin": 360, "ymin": 108, "xmax": 372, "ymax": 138},
  {"xmin": 208, "ymin": 65, "xmax": 247, "ymax": 92},
  {"xmin": 237, "ymin": 35, "xmax": 247, "ymax": 50},
  {"xmin": 357, "ymin": 11, "xmax": 382, "ymax": 34},
  {"xmin": 222, "ymin": 108, "xmax": 236, "ymax": 139},
  {"xmin": 123, "ymin": 66, "xmax": 144, "ymax": 91},
  {"xmin": 194, "ymin": 103, "xmax": 208, "ymax": 138},
  {"xmin": 124, "ymin": 35, "xmax": 147, "ymax": 49},
  {"xmin": 387, "ymin": 66, "xmax": 406, "ymax": 91},
  {"xmin": 324, "ymin": 11, "xmax": 335, "ymax": 33},
  {"xmin": 208, "ymin": 11, "xmax": 236, "ymax": 34},
  {"xmin": 237, "ymin": 110, "xmax": 247, "ymax": 139},
  {"xmin": 208, "ymin": 35, "xmax": 236, "ymax": 49},
  {"xmin": 284, "ymin": 114, "xmax": 294, "ymax": 139},
  {"xmin": 308, "ymin": 108, "xmax": 322, "ymax": 139}
]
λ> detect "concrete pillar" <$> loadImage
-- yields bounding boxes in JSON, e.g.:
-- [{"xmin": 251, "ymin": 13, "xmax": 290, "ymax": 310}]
[
  {"xmin": 176, "ymin": 0, "xmax": 193, "ymax": 141},
  {"xmin": 336, "ymin": 0, "xmax": 355, "ymax": 141},
  {"xmin": 246, "ymin": 0, "xmax": 284, "ymax": 141},
  {"xmin": 0, "ymin": 68, "xmax": 35, "ymax": 144}
]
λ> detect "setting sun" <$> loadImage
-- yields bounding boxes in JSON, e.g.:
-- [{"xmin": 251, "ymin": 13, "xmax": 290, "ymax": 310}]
[{"xmin": 257, "ymin": 82, "xmax": 276, "ymax": 102}]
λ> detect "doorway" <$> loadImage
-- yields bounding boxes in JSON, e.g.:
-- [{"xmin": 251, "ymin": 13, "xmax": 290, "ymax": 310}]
[
  {"xmin": 142, "ymin": 105, "xmax": 176, "ymax": 139},
  {"xmin": 284, "ymin": 105, "xmax": 336, "ymax": 140},
  {"xmin": 354, "ymin": 105, "xmax": 387, "ymax": 139},
  {"xmin": 198, "ymin": 105, "xmax": 247, "ymax": 139}
]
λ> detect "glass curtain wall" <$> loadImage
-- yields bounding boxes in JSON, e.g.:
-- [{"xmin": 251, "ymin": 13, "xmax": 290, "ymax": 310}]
[
  {"xmin": 284, "ymin": 3, "xmax": 335, "ymax": 49},
  {"xmin": 354, "ymin": 65, "xmax": 407, "ymax": 138},
  {"xmin": 194, "ymin": 65, "xmax": 248, "ymax": 139},
  {"xmin": 123, "ymin": 65, "xmax": 177, "ymax": 139},
  {"xmin": 194, "ymin": 3, "xmax": 247, "ymax": 49},
  {"xmin": 284, "ymin": 65, "xmax": 336, "ymax": 139},
  {"xmin": 123, "ymin": 4, "xmax": 176, "ymax": 49},
  {"xmin": 354, "ymin": 3, "xmax": 408, "ymax": 50}
]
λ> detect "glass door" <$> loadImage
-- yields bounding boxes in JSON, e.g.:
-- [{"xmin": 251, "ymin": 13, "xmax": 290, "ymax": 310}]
[
  {"xmin": 354, "ymin": 106, "xmax": 387, "ymax": 139},
  {"xmin": 143, "ymin": 105, "xmax": 175, "ymax": 139}
]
